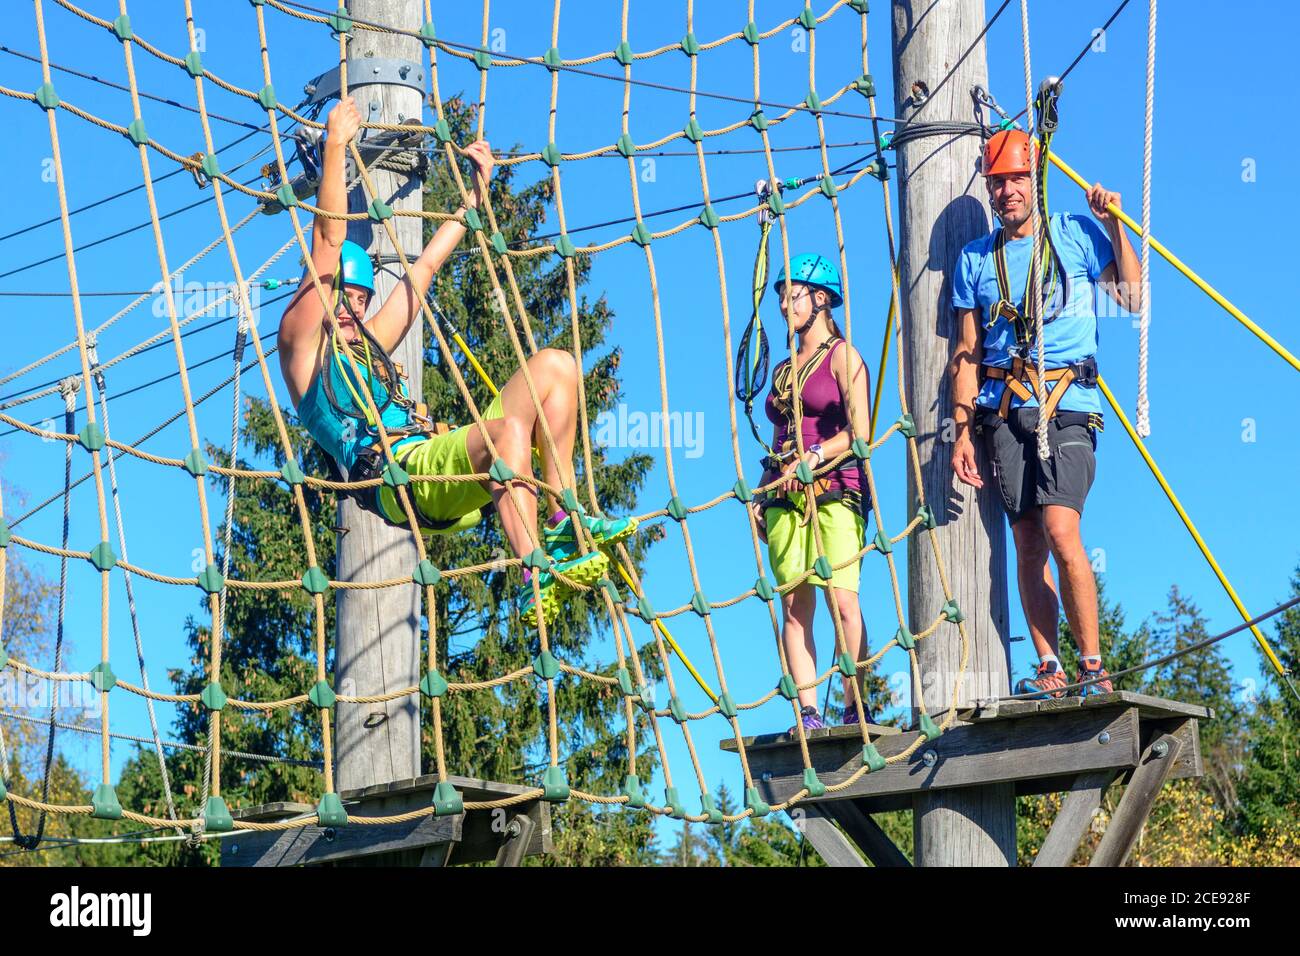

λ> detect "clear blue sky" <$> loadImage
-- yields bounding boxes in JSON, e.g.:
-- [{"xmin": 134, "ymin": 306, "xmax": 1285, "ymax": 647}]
[{"xmin": 1, "ymin": 0, "xmax": 1296, "ymax": 831}]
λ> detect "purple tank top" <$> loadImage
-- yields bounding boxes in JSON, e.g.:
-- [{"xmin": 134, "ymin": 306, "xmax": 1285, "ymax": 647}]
[{"xmin": 763, "ymin": 338, "xmax": 862, "ymax": 495}]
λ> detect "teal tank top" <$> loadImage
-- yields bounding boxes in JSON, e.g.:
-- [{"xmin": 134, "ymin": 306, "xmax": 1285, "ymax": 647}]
[{"xmin": 296, "ymin": 354, "xmax": 420, "ymax": 473}]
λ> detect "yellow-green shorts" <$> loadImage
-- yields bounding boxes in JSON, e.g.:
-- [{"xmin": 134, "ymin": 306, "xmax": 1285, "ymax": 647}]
[
  {"xmin": 765, "ymin": 495, "xmax": 866, "ymax": 593},
  {"xmin": 376, "ymin": 393, "xmax": 507, "ymax": 533}
]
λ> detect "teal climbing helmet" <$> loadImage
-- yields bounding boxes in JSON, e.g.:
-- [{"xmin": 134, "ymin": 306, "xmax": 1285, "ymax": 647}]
[
  {"xmin": 773, "ymin": 253, "xmax": 843, "ymax": 308},
  {"xmin": 336, "ymin": 239, "xmax": 375, "ymax": 297}
]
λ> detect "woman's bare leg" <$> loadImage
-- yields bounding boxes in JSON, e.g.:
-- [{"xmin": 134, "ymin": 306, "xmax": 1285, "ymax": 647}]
[
  {"xmin": 781, "ymin": 585, "xmax": 820, "ymax": 711},
  {"xmin": 824, "ymin": 584, "xmax": 868, "ymax": 715},
  {"xmin": 496, "ymin": 348, "xmax": 579, "ymax": 517}
]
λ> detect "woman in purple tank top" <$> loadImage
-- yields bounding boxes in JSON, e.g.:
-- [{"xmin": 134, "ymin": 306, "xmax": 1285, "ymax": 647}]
[{"xmin": 752, "ymin": 254, "xmax": 875, "ymax": 732}]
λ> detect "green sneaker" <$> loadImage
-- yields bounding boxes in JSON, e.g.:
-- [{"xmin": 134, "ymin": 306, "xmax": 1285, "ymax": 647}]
[
  {"xmin": 517, "ymin": 550, "xmax": 610, "ymax": 629},
  {"xmin": 517, "ymin": 574, "xmax": 562, "ymax": 629},
  {"xmin": 550, "ymin": 548, "xmax": 610, "ymax": 589},
  {"xmin": 543, "ymin": 511, "xmax": 638, "ymax": 561}
]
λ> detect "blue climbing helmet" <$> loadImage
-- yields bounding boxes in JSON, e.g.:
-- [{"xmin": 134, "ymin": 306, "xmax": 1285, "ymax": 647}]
[
  {"xmin": 336, "ymin": 239, "xmax": 375, "ymax": 298},
  {"xmin": 772, "ymin": 253, "xmax": 843, "ymax": 308}
]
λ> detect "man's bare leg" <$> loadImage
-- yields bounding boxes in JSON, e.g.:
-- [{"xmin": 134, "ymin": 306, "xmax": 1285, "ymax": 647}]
[
  {"xmin": 1042, "ymin": 504, "xmax": 1100, "ymax": 658},
  {"xmin": 1012, "ymin": 509, "xmax": 1062, "ymax": 661}
]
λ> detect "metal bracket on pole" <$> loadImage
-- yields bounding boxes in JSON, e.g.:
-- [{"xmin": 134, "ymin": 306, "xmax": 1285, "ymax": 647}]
[{"xmin": 302, "ymin": 57, "xmax": 427, "ymax": 108}]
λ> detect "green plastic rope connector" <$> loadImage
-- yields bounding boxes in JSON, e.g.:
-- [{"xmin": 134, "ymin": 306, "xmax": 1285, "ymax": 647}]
[
  {"xmin": 522, "ymin": 547, "xmax": 550, "ymax": 571},
  {"xmin": 419, "ymin": 669, "xmax": 449, "ymax": 698},
  {"xmin": 88, "ymin": 541, "xmax": 116, "ymax": 572},
  {"xmin": 543, "ymin": 47, "xmax": 561, "ymax": 71},
  {"xmin": 308, "ymin": 680, "xmax": 336, "ymax": 709},
  {"xmin": 754, "ymin": 575, "xmax": 775, "ymax": 602},
  {"xmin": 473, "ymin": 48, "xmax": 491, "ymax": 71},
  {"xmin": 666, "ymin": 495, "xmax": 688, "ymax": 521},
  {"xmin": 699, "ymin": 793, "xmax": 724, "ymax": 824},
  {"xmin": 78, "ymin": 422, "xmax": 105, "ymax": 452},
  {"xmin": 717, "ymin": 692, "xmax": 737, "ymax": 719},
  {"xmin": 997, "ymin": 116, "xmax": 1016, "ymax": 130},
  {"xmin": 317, "ymin": 792, "xmax": 347, "ymax": 827},
  {"xmin": 381, "ymin": 462, "xmax": 409, "ymax": 487},
  {"xmin": 327, "ymin": 6, "xmax": 352, "ymax": 34},
  {"xmin": 871, "ymin": 160, "xmax": 891, "ymax": 181},
  {"xmin": 280, "ymin": 459, "xmax": 305, "ymax": 486},
  {"xmin": 367, "ymin": 199, "xmax": 392, "ymax": 221},
  {"xmin": 200, "ymin": 152, "xmax": 220, "ymax": 180},
  {"xmin": 802, "ymin": 768, "xmax": 826, "ymax": 798},
  {"xmin": 533, "ymin": 650, "xmax": 559, "ymax": 681},
  {"xmin": 916, "ymin": 503, "xmax": 936, "ymax": 530},
  {"xmin": 683, "ymin": 117, "xmax": 704, "ymax": 143},
  {"xmin": 92, "ymin": 784, "xmax": 123, "ymax": 820},
  {"xmin": 636, "ymin": 596, "xmax": 656, "ymax": 622},
  {"xmin": 182, "ymin": 448, "xmax": 208, "ymax": 477},
  {"xmin": 560, "ymin": 488, "xmax": 583, "ymax": 514},
  {"xmin": 433, "ymin": 118, "xmax": 452, "ymax": 144},
  {"xmin": 819, "ymin": 176, "xmax": 838, "ymax": 199},
  {"xmin": 836, "ymin": 652, "xmax": 856, "ymax": 679},
  {"xmin": 462, "ymin": 207, "xmax": 483, "ymax": 232},
  {"xmin": 849, "ymin": 0, "xmax": 870, "ymax": 13},
  {"xmin": 616, "ymin": 666, "xmax": 634, "ymax": 697},
  {"xmin": 805, "ymin": 90, "xmax": 823, "ymax": 113},
  {"xmin": 0, "ymin": 645, "xmax": 8, "ymax": 672},
  {"xmin": 777, "ymin": 673, "xmax": 798, "ymax": 700},
  {"xmin": 732, "ymin": 477, "xmax": 752, "ymax": 503},
  {"xmin": 895, "ymin": 626, "xmax": 915, "ymax": 650},
  {"xmin": 896, "ymin": 412, "xmax": 917, "ymax": 437},
  {"xmin": 200, "ymin": 681, "xmax": 227, "ymax": 712},
  {"xmin": 554, "ymin": 234, "xmax": 576, "ymax": 259},
  {"xmin": 89, "ymin": 662, "xmax": 116, "ymax": 693},
  {"xmin": 798, "ymin": 7, "xmax": 817, "ymax": 29},
  {"xmin": 668, "ymin": 695, "xmax": 687, "ymax": 723},
  {"xmin": 680, "ymin": 32, "xmax": 700, "ymax": 56},
  {"xmin": 690, "ymin": 590, "xmax": 710, "ymax": 617},
  {"xmin": 110, "ymin": 14, "xmax": 132, "ymax": 41},
  {"xmin": 621, "ymin": 774, "xmax": 646, "ymax": 808},
  {"xmin": 613, "ymin": 41, "xmax": 633, "ymax": 66},
  {"xmin": 432, "ymin": 781, "xmax": 463, "ymax": 816},
  {"xmin": 941, "ymin": 599, "xmax": 965, "ymax": 624},
  {"xmin": 0, "ymin": 777, "xmax": 5, "ymax": 801},
  {"xmin": 863, "ymin": 743, "xmax": 887, "ymax": 772},
  {"xmin": 542, "ymin": 766, "xmax": 570, "ymax": 802},
  {"xmin": 749, "ymin": 109, "xmax": 768, "ymax": 132},
  {"xmin": 203, "ymin": 795, "xmax": 233, "ymax": 832},
  {"xmin": 743, "ymin": 21, "xmax": 760, "ymax": 44},
  {"xmin": 813, "ymin": 555, "xmax": 833, "ymax": 581},
  {"xmin": 197, "ymin": 563, "xmax": 225, "ymax": 594},
  {"xmin": 0, "ymin": 518, "xmax": 8, "ymax": 549},
  {"xmin": 919, "ymin": 712, "xmax": 942, "ymax": 739},
  {"xmin": 490, "ymin": 231, "xmax": 508, "ymax": 255},
  {"xmin": 698, "ymin": 204, "xmax": 720, "ymax": 230},
  {"xmin": 631, "ymin": 222, "xmax": 653, "ymax": 247},
  {"xmin": 184, "ymin": 51, "xmax": 203, "ymax": 78},
  {"xmin": 851, "ymin": 437, "xmax": 871, "ymax": 460},
  {"xmin": 275, "ymin": 184, "xmax": 297, "ymax": 209},
  {"xmin": 34, "ymin": 82, "xmax": 59, "ymax": 110},
  {"xmin": 767, "ymin": 191, "xmax": 786, "ymax": 216},
  {"xmin": 873, "ymin": 529, "xmax": 893, "ymax": 554},
  {"xmin": 615, "ymin": 133, "xmax": 636, "ymax": 158},
  {"xmin": 541, "ymin": 142, "xmax": 562, "ymax": 167},
  {"xmin": 413, "ymin": 559, "xmax": 441, "ymax": 587},
  {"xmin": 599, "ymin": 577, "xmax": 621, "ymax": 602},
  {"xmin": 418, "ymin": 22, "xmax": 437, "ymax": 48},
  {"xmin": 664, "ymin": 786, "xmax": 687, "ymax": 819},
  {"xmin": 795, "ymin": 460, "xmax": 815, "ymax": 485},
  {"xmin": 745, "ymin": 786, "xmax": 770, "ymax": 817},
  {"xmin": 301, "ymin": 566, "xmax": 329, "ymax": 595},
  {"xmin": 256, "ymin": 84, "xmax": 277, "ymax": 110},
  {"xmin": 854, "ymin": 73, "xmax": 876, "ymax": 97},
  {"xmin": 264, "ymin": 279, "xmax": 281, "ymax": 290}
]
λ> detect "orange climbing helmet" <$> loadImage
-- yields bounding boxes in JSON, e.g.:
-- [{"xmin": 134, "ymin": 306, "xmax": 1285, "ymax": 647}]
[{"xmin": 981, "ymin": 129, "xmax": 1034, "ymax": 177}]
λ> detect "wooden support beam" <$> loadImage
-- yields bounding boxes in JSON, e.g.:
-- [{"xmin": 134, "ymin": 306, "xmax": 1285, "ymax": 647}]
[
  {"xmin": 826, "ymin": 800, "xmax": 912, "ymax": 867},
  {"xmin": 798, "ymin": 805, "xmax": 867, "ymax": 867},
  {"xmin": 1032, "ymin": 769, "xmax": 1118, "ymax": 868},
  {"xmin": 1090, "ymin": 727, "xmax": 1185, "ymax": 867},
  {"xmin": 494, "ymin": 813, "xmax": 537, "ymax": 868}
]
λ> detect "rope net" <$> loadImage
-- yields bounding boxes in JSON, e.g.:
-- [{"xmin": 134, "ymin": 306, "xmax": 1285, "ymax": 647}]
[{"xmin": 0, "ymin": 0, "xmax": 976, "ymax": 835}]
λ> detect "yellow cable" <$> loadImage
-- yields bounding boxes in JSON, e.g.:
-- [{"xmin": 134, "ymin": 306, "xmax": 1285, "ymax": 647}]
[
  {"xmin": 867, "ymin": 286, "xmax": 896, "ymax": 442},
  {"xmin": 1051, "ymin": 152, "xmax": 1300, "ymax": 374},
  {"xmin": 1098, "ymin": 375, "xmax": 1288, "ymax": 678}
]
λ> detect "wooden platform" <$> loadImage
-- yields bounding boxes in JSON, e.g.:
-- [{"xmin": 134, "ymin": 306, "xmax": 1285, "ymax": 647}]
[
  {"xmin": 221, "ymin": 774, "xmax": 551, "ymax": 868},
  {"xmin": 721, "ymin": 691, "xmax": 1211, "ymax": 867}
]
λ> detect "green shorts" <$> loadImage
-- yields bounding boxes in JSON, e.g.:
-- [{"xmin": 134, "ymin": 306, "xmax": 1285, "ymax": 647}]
[
  {"xmin": 376, "ymin": 392, "xmax": 506, "ymax": 533},
  {"xmin": 765, "ymin": 495, "xmax": 866, "ymax": 593}
]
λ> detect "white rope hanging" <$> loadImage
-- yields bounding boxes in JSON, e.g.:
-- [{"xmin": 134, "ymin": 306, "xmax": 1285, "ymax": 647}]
[
  {"xmin": 1019, "ymin": 0, "xmax": 1050, "ymax": 460},
  {"xmin": 1136, "ymin": 0, "xmax": 1157, "ymax": 437}
]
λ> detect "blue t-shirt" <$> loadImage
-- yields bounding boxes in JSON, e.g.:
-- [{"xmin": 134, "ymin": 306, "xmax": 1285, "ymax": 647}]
[
  {"xmin": 952, "ymin": 212, "xmax": 1116, "ymax": 413},
  {"xmin": 296, "ymin": 354, "xmax": 420, "ymax": 473}
]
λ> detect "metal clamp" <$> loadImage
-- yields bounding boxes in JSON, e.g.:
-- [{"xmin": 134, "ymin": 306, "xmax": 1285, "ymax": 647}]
[{"xmin": 303, "ymin": 57, "xmax": 427, "ymax": 108}]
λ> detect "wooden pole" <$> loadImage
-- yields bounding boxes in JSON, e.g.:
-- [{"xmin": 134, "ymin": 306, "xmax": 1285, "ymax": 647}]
[
  {"xmin": 890, "ymin": 0, "xmax": 1016, "ymax": 865},
  {"xmin": 334, "ymin": 0, "xmax": 425, "ymax": 792}
]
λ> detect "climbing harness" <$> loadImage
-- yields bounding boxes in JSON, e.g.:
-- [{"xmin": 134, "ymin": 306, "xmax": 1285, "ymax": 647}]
[{"xmin": 735, "ymin": 179, "xmax": 777, "ymax": 459}]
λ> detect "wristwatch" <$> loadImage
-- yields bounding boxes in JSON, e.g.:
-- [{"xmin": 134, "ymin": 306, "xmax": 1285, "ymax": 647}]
[{"xmin": 809, "ymin": 444, "xmax": 825, "ymax": 466}]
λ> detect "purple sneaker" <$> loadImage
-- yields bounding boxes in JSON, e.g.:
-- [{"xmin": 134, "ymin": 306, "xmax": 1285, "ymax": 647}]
[
  {"xmin": 788, "ymin": 705, "xmax": 826, "ymax": 734},
  {"xmin": 841, "ymin": 706, "xmax": 861, "ymax": 726}
]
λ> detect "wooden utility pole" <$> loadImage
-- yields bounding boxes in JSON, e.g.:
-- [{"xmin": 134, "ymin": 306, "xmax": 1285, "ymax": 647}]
[
  {"xmin": 890, "ymin": 0, "xmax": 1016, "ymax": 865},
  {"xmin": 334, "ymin": 0, "xmax": 426, "ymax": 792}
]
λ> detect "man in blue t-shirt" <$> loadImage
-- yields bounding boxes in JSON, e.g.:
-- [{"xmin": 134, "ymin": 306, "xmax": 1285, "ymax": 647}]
[{"xmin": 949, "ymin": 128, "xmax": 1141, "ymax": 699}]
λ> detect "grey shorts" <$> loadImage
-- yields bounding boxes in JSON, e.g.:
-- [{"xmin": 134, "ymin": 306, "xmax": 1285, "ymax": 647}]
[{"xmin": 976, "ymin": 406, "xmax": 1098, "ymax": 521}]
